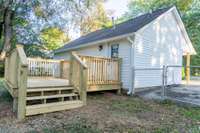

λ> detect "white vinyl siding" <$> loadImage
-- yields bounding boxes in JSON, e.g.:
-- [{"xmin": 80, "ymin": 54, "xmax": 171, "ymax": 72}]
[
  {"xmin": 109, "ymin": 40, "xmax": 132, "ymax": 90},
  {"xmin": 133, "ymin": 11, "xmax": 186, "ymax": 89}
]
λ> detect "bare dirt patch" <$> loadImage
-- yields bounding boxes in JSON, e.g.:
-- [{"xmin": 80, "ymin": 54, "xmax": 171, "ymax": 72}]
[{"xmin": 0, "ymin": 89, "xmax": 200, "ymax": 133}]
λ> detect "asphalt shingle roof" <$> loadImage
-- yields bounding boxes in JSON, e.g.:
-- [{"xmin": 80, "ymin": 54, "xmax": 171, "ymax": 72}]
[{"xmin": 55, "ymin": 7, "xmax": 172, "ymax": 53}]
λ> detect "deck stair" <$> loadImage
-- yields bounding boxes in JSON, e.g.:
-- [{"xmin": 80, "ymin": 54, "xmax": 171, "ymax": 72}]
[{"xmin": 25, "ymin": 85, "xmax": 83, "ymax": 116}]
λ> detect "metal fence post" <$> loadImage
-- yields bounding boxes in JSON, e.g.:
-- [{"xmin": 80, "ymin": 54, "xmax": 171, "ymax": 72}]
[
  {"xmin": 131, "ymin": 66, "xmax": 135, "ymax": 95},
  {"xmin": 162, "ymin": 65, "xmax": 166, "ymax": 99}
]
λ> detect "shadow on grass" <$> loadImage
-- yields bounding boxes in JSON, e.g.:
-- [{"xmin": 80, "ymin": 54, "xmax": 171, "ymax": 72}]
[{"xmin": 0, "ymin": 79, "xmax": 12, "ymax": 103}]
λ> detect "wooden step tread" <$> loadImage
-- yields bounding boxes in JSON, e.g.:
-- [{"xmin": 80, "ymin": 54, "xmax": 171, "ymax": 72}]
[
  {"xmin": 26, "ymin": 93, "xmax": 78, "ymax": 101},
  {"xmin": 28, "ymin": 85, "xmax": 73, "ymax": 89},
  {"xmin": 26, "ymin": 100, "xmax": 83, "ymax": 116},
  {"xmin": 27, "ymin": 87, "xmax": 75, "ymax": 92}
]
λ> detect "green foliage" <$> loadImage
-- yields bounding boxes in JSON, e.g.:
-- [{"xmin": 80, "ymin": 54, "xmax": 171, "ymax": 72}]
[
  {"xmin": 122, "ymin": 0, "xmax": 200, "ymax": 66},
  {"xmin": 0, "ymin": 79, "xmax": 12, "ymax": 102},
  {"xmin": 40, "ymin": 27, "xmax": 70, "ymax": 51},
  {"xmin": 80, "ymin": 1, "xmax": 110, "ymax": 35},
  {"xmin": 182, "ymin": 67, "xmax": 185, "ymax": 79},
  {"xmin": 24, "ymin": 44, "xmax": 49, "ymax": 58}
]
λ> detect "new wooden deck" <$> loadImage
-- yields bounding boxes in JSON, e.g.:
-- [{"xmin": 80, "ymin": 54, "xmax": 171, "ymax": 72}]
[{"xmin": 4, "ymin": 45, "xmax": 122, "ymax": 120}]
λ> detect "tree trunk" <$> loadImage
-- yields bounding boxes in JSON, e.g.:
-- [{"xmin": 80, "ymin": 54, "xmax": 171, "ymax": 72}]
[{"xmin": 0, "ymin": 0, "xmax": 13, "ymax": 60}]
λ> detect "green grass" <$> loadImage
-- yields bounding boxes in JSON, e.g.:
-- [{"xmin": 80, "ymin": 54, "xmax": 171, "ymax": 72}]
[
  {"xmin": 110, "ymin": 97, "xmax": 152, "ymax": 114},
  {"xmin": 159, "ymin": 100, "xmax": 200, "ymax": 121},
  {"xmin": 28, "ymin": 119, "xmax": 100, "ymax": 133}
]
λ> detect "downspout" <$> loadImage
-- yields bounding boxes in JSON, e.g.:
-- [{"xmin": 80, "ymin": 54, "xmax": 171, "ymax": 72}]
[{"xmin": 127, "ymin": 36, "xmax": 135, "ymax": 95}]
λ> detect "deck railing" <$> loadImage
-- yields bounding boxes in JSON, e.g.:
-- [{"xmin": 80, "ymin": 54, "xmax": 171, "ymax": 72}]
[
  {"xmin": 79, "ymin": 55, "xmax": 121, "ymax": 85},
  {"xmin": 5, "ymin": 44, "xmax": 28, "ymax": 120},
  {"xmin": 27, "ymin": 58, "xmax": 69, "ymax": 78},
  {"xmin": 70, "ymin": 52, "xmax": 88, "ymax": 105}
]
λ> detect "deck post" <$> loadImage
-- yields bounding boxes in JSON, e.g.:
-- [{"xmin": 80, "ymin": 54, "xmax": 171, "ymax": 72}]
[
  {"xmin": 69, "ymin": 52, "xmax": 73, "ymax": 85},
  {"xmin": 186, "ymin": 53, "xmax": 190, "ymax": 84},
  {"xmin": 80, "ymin": 66, "xmax": 87, "ymax": 105},
  {"xmin": 17, "ymin": 63, "xmax": 28, "ymax": 120},
  {"xmin": 16, "ymin": 44, "xmax": 28, "ymax": 120},
  {"xmin": 13, "ymin": 97, "xmax": 18, "ymax": 113},
  {"xmin": 117, "ymin": 58, "xmax": 122, "ymax": 94},
  {"xmin": 60, "ymin": 60, "xmax": 63, "ymax": 78}
]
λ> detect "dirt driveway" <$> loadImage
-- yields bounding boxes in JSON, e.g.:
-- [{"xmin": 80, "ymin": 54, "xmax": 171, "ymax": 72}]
[{"xmin": 0, "ymin": 84, "xmax": 200, "ymax": 132}]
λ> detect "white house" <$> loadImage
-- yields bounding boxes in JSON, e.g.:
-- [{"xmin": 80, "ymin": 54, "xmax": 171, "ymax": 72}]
[{"xmin": 54, "ymin": 6, "xmax": 196, "ymax": 93}]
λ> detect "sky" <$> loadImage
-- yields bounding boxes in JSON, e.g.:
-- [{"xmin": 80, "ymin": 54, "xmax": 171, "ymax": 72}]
[
  {"xmin": 104, "ymin": 0, "xmax": 130, "ymax": 18},
  {"xmin": 71, "ymin": 0, "xmax": 130, "ymax": 39}
]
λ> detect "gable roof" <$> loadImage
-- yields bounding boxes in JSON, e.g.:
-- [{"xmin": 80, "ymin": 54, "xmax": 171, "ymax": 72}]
[{"xmin": 54, "ymin": 7, "xmax": 172, "ymax": 54}]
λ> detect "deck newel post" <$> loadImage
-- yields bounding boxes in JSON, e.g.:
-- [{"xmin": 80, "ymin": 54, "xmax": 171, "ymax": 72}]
[
  {"xmin": 17, "ymin": 63, "xmax": 28, "ymax": 120},
  {"xmin": 60, "ymin": 60, "xmax": 64, "ymax": 78},
  {"xmin": 69, "ymin": 52, "xmax": 73, "ymax": 85},
  {"xmin": 16, "ymin": 44, "xmax": 28, "ymax": 120},
  {"xmin": 80, "ymin": 66, "xmax": 87, "ymax": 105},
  {"xmin": 186, "ymin": 53, "xmax": 190, "ymax": 84},
  {"xmin": 117, "ymin": 58, "xmax": 122, "ymax": 94}
]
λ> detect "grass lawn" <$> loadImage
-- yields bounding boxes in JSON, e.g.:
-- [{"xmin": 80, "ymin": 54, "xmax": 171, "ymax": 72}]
[{"xmin": 0, "ymin": 79, "xmax": 200, "ymax": 133}]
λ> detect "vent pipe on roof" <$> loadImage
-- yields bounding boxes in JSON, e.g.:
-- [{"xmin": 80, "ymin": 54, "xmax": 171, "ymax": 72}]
[{"xmin": 112, "ymin": 17, "xmax": 116, "ymax": 29}]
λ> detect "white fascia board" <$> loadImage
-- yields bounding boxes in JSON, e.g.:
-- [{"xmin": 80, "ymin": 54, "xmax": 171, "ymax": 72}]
[
  {"xmin": 171, "ymin": 7, "xmax": 196, "ymax": 55},
  {"xmin": 57, "ymin": 32, "xmax": 135, "ymax": 54}
]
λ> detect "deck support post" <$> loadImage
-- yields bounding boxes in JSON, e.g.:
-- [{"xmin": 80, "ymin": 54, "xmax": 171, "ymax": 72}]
[
  {"xmin": 17, "ymin": 64, "xmax": 28, "ymax": 120},
  {"xmin": 16, "ymin": 44, "xmax": 28, "ymax": 120},
  {"xmin": 80, "ymin": 66, "xmax": 87, "ymax": 105},
  {"xmin": 60, "ymin": 60, "xmax": 64, "ymax": 78},
  {"xmin": 69, "ymin": 52, "xmax": 74, "ymax": 85},
  {"xmin": 117, "ymin": 58, "xmax": 122, "ymax": 95},
  {"xmin": 186, "ymin": 53, "xmax": 190, "ymax": 84},
  {"xmin": 13, "ymin": 97, "xmax": 18, "ymax": 113}
]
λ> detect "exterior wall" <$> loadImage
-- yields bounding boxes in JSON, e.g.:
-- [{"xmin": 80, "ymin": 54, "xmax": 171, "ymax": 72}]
[
  {"xmin": 109, "ymin": 40, "xmax": 132, "ymax": 90},
  {"xmin": 54, "ymin": 39, "xmax": 132, "ymax": 90},
  {"xmin": 133, "ymin": 11, "xmax": 187, "ymax": 89},
  {"xmin": 54, "ymin": 52, "xmax": 70, "ymax": 60}
]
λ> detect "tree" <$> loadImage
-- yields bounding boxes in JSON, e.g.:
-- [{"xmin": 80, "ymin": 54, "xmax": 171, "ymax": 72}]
[
  {"xmin": 122, "ymin": 0, "xmax": 200, "ymax": 65},
  {"xmin": 0, "ymin": 0, "xmax": 101, "ymax": 59},
  {"xmin": 40, "ymin": 27, "xmax": 70, "ymax": 51},
  {"xmin": 80, "ymin": 0, "xmax": 111, "ymax": 35}
]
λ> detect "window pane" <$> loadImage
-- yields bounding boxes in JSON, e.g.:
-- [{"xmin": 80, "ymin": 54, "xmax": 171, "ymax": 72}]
[{"xmin": 111, "ymin": 44, "xmax": 119, "ymax": 58}]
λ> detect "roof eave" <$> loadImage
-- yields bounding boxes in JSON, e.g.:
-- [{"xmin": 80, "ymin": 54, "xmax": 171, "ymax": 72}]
[{"xmin": 54, "ymin": 32, "xmax": 135, "ymax": 54}]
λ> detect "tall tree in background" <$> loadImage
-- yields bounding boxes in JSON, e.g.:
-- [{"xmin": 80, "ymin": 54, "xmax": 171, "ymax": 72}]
[
  {"xmin": 40, "ymin": 27, "xmax": 70, "ymax": 51},
  {"xmin": 122, "ymin": 0, "xmax": 200, "ymax": 65},
  {"xmin": 80, "ymin": 0, "xmax": 111, "ymax": 35},
  {"xmin": 0, "ymin": 0, "xmax": 104, "ymax": 59}
]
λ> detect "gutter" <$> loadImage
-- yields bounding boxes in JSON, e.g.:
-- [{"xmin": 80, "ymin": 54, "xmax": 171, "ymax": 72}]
[{"xmin": 54, "ymin": 32, "xmax": 135, "ymax": 54}]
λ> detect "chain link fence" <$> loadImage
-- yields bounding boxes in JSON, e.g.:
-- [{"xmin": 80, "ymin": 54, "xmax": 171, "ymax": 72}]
[{"xmin": 134, "ymin": 65, "xmax": 200, "ymax": 106}]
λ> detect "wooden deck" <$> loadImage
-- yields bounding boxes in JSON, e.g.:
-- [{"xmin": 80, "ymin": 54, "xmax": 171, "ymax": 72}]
[
  {"xmin": 4, "ymin": 45, "xmax": 121, "ymax": 120},
  {"xmin": 27, "ymin": 77, "xmax": 69, "ymax": 88}
]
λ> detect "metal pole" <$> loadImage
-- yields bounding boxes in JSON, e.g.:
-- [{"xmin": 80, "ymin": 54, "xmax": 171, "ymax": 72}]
[
  {"xmin": 131, "ymin": 66, "xmax": 135, "ymax": 95},
  {"xmin": 162, "ymin": 65, "xmax": 166, "ymax": 99}
]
